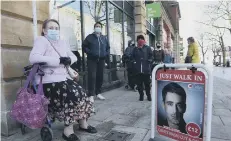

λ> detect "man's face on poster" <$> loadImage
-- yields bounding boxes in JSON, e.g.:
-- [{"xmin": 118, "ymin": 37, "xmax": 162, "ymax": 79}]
[{"xmin": 164, "ymin": 92, "xmax": 185, "ymax": 125}]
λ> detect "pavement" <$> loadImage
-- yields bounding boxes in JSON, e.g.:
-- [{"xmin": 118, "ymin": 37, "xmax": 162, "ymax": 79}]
[
  {"xmin": 212, "ymin": 66, "xmax": 231, "ymax": 81},
  {"xmin": 2, "ymin": 75, "xmax": 231, "ymax": 141}
]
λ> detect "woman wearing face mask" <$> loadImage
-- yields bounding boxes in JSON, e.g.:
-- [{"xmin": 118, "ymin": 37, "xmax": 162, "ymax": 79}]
[
  {"xmin": 152, "ymin": 43, "xmax": 165, "ymax": 70},
  {"xmin": 131, "ymin": 35, "xmax": 153, "ymax": 101},
  {"xmin": 82, "ymin": 22, "xmax": 110, "ymax": 101},
  {"xmin": 29, "ymin": 19, "xmax": 97, "ymax": 141}
]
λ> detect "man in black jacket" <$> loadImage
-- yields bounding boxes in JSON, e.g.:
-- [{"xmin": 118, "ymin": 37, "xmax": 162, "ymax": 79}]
[
  {"xmin": 82, "ymin": 22, "xmax": 110, "ymax": 100},
  {"xmin": 132, "ymin": 35, "xmax": 153, "ymax": 101}
]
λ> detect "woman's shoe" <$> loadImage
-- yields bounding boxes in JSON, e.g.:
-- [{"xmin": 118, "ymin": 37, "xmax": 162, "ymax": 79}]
[
  {"xmin": 79, "ymin": 125, "xmax": 97, "ymax": 133},
  {"xmin": 62, "ymin": 133, "xmax": 80, "ymax": 141}
]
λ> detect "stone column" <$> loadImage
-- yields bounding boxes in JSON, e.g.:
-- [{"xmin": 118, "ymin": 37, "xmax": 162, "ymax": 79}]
[
  {"xmin": 155, "ymin": 17, "xmax": 163, "ymax": 47},
  {"xmin": 134, "ymin": 1, "xmax": 147, "ymax": 41},
  {"xmin": 1, "ymin": 1, "xmax": 49, "ymax": 136},
  {"xmin": 173, "ymin": 30, "xmax": 180, "ymax": 63}
]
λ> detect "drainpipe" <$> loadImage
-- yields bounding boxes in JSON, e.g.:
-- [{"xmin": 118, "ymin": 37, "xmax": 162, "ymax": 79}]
[{"xmin": 32, "ymin": 0, "xmax": 38, "ymax": 40}]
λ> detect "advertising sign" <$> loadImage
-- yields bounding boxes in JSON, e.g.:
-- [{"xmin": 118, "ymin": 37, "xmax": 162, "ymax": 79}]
[
  {"xmin": 156, "ymin": 69, "xmax": 205, "ymax": 141},
  {"xmin": 146, "ymin": 2, "xmax": 161, "ymax": 18}
]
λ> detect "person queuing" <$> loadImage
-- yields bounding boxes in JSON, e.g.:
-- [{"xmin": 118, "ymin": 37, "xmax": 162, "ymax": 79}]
[
  {"xmin": 163, "ymin": 48, "xmax": 173, "ymax": 64},
  {"xmin": 185, "ymin": 37, "xmax": 200, "ymax": 63},
  {"xmin": 29, "ymin": 19, "xmax": 97, "ymax": 141},
  {"xmin": 122, "ymin": 40, "xmax": 136, "ymax": 90},
  {"xmin": 152, "ymin": 43, "xmax": 165, "ymax": 70},
  {"xmin": 82, "ymin": 22, "xmax": 110, "ymax": 100},
  {"xmin": 131, "ymin": 35, "xmax": 153, "ymax": 101}
]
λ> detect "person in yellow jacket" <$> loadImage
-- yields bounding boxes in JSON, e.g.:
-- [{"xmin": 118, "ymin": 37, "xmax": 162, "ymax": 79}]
[{"xmin": 186, "ymin": 37, "xmax": 200, "ymax": 63}]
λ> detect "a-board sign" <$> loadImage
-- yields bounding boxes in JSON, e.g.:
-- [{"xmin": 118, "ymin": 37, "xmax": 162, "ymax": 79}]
[{"xmin": 156, "ymin": 69, "xmax": 205, "ymax": 141}]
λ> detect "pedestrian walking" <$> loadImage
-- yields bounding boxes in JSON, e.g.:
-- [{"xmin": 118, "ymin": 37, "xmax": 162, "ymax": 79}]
[
  {"xmin": 82, "ymin": 22, "xmax": 110, "ymax": 100},
  {"xmin": 29, "ymin": 19, "xmax": 97, "ymax": 141},
  {"xmin": 185, "ymin": 37, "xmax": 200, "ymax": 63},
  {"xmin": 131, "ymin": 35, "xmax": 153, "ymax": 101}
]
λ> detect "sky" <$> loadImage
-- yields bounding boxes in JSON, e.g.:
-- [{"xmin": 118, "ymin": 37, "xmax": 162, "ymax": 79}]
[{"xmin": 178, "ymin": 1, "xmax": 231, "ymax": 63}]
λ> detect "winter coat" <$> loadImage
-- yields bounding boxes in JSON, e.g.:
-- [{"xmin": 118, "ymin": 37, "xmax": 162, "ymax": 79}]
[
  {"xmin": 82, "ymin": 33, "xmax": 110, "ymax": 60},
  {"xmin": 29, "ymin": 36, "xmax": 77, "ymax": 84},
  {"xmin": 123, "ymin": 45, "xmax": 135, "ymax": 69},
  {"xmin": 153, "ymin": 49, "xmax": 165, "ymax": 63},
  {"xmin": 131, "ymin": 45, "xmax": 153, "ymax": 74},
  {"xmin": 187, "ymin": 43, "xmax": 200, "ymax": 63}
]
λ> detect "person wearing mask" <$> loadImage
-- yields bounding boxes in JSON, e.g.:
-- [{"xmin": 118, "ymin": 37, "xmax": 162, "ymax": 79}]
[
  {"xmin": 132, "ymin": 35, "xmax": 153, "ymax": 101},
  {"xmin": 123, "ymin": 40, "xmax": 136, "ymax": 90},
  {"xmin": 29, "ymin": 19, "xmax": 97, "ymax": 141},
  {"xmin": 163, "ymin": 48, "xmax": 172, "ymax": 64},
  {"xmin": 185, "ymin": 37, "xmax": 200, "ymax": 63},
  {"xmin": 82, "ymin": 22, "xmax": 110, "ymax": 100},
  {"xmin": 152, "ymin": 43, "xmax": 165, "ymax": 70}
]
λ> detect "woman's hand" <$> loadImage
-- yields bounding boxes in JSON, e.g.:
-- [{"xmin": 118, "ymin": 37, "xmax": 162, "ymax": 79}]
[
  {"xmin": 60, "ymin": 57, "xmax": 71, "ymax": 66},
  {"xmin": 73, "ymin": 71, "xmax": 79, "ymax": 82}
]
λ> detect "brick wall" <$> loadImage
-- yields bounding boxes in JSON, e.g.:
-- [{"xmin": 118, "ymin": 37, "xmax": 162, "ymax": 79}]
[{"xmin": 1, "ymin": 1, "xmax": 49, "ymax": 136}]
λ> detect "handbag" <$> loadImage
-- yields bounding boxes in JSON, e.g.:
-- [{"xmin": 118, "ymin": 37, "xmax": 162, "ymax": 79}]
[
  {"xmin": 185, "ymin": 56, "xmax": 193, "ymax": 63},
  {"xmin": 185, "ymin": 49, "xmax": 194, "ymax": 63},
  {"xmin": 46, "ymin": 39, "xmax": 79, "ymax": 80},
  {"xmin": 10, "ymin": 64, "xmax": 49, "ymax": 129}
]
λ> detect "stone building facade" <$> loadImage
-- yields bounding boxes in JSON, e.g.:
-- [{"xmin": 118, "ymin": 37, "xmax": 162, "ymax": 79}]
[
  {"xmin": 154, "ymin": 1, "xmax": 181, "ymax": 63},
  {"xmin": 1, "ymin": 1, "xmax": 49, "ymax": 136}
]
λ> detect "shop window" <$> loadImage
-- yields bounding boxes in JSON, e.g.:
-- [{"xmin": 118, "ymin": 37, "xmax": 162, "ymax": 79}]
[
  {"xmin": 124, "ymin": 1, "xmax": 133, "ymax": 17},
  {"xmin": 83, "ymin": 1, "xmax": 107, "ymax": 37},
  {"xmin": 108, "ymin": 3, "xmax": 123, "ymax": 56},
  {"xmin": 124, "ymin": 14, "xmax": 134, "ymax": 48},
  {"xmin": 49, "ymin": 0, "xmax": 82, "ymax": 71},
  {"xmin": 112, "ymin": 1, "xmax": 123, "ymax": 8}
]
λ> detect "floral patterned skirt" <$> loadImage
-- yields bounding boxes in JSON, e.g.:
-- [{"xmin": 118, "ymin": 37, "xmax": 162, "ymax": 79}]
[{"xmin": 43, "ymin": 79, "xmax": 94, "ymax": 126}]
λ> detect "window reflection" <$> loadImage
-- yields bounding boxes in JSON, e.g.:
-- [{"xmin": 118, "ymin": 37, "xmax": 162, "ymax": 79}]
[
  {"xmin": 109, "ymin": 3, "xmax": 123, "ymax": 56},
  {"xmin": 83, "ymin": 1, "xmax": 107, "ymax": 36},
  {"xmin": 124, "ymin": 14, "xmax": 134, "ymax": 48},
  {"xmin": 51, "ymin": 1, "xmax": 82, "ymax": 71}
]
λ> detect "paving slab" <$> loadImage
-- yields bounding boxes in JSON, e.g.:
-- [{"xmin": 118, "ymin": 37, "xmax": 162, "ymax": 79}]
[
  {"xmin": 2, "ymin": 77, "xmax": 231, "ymax": 141},
  {"xmin": 213, "ymin": 108, "xmax": 231, "ymax": 117},
  {"xmin": 104, "ymin": 114, "xmax": 139, "ymax": 126},
  {"xmin": 220, "ymin": 116, "xmax": 231, "ymax": 126}
]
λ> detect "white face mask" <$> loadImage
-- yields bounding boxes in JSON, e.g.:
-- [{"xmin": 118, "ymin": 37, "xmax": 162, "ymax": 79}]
[
  {"xmin": 47, "ymin": 29, "xmax": 60, "ymax": 41},
  {"xmin": 94, "ymin": 27, "xmax": 102, "ymax": 33}
]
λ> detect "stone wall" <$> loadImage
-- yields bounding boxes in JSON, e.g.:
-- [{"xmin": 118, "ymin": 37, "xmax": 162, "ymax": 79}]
[
  {"xmin": 1, "ymin": 1, "xmax": 49, "ymax": 136},
  {"xmin": 134, "ymin": 1, "xmax": 147, "ymax": 39}
]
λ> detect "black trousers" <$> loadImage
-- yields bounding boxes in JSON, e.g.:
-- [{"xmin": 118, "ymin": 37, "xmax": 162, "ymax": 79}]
[
  {"xmin": 87, "ymin": 59, "xmax": 105, "ymax": 96},
  {"xmin": 127, "ymin": 68, "xmax": 135, "ymax": 88},
  {"xmin": 136, "ymin": 73, "xmax": 151, "ymax": 95}
]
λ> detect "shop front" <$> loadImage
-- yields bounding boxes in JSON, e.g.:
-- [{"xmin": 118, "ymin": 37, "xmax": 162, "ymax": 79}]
[{"xmin": 49, "ymin": 0, "xmax": 135, "ymax": 90}]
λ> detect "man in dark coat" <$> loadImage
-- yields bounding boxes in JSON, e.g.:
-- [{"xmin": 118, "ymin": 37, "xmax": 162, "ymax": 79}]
[
  {"xmin": 82, "ymin": 22, "xmax": 110, "ymax": 100},
  {"xmin": 131, "ymin": 35, "xmax": 153, "ymax": 101}
]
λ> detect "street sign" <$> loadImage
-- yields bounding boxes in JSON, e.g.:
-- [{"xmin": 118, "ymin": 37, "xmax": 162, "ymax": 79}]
[
  {"xmin": 146, "ymin": 2, "xmax": 161, "ymax": 18},
  {"xmin": 150, "ymin": 64, "xmax": 213, "ymax": 141}
]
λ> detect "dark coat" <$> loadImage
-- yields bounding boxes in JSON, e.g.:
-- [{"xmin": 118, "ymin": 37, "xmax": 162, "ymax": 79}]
[
  {"xmin": 82, "ymin": 33, "xmax": 110, "ymax": 60},
  {"xmin": 131, "ymin": 45, "xmax": 153, "ymax": 74},
  {"xmin": 123, "ymin": 45, "xmax": 135, "ymax": 69}
]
